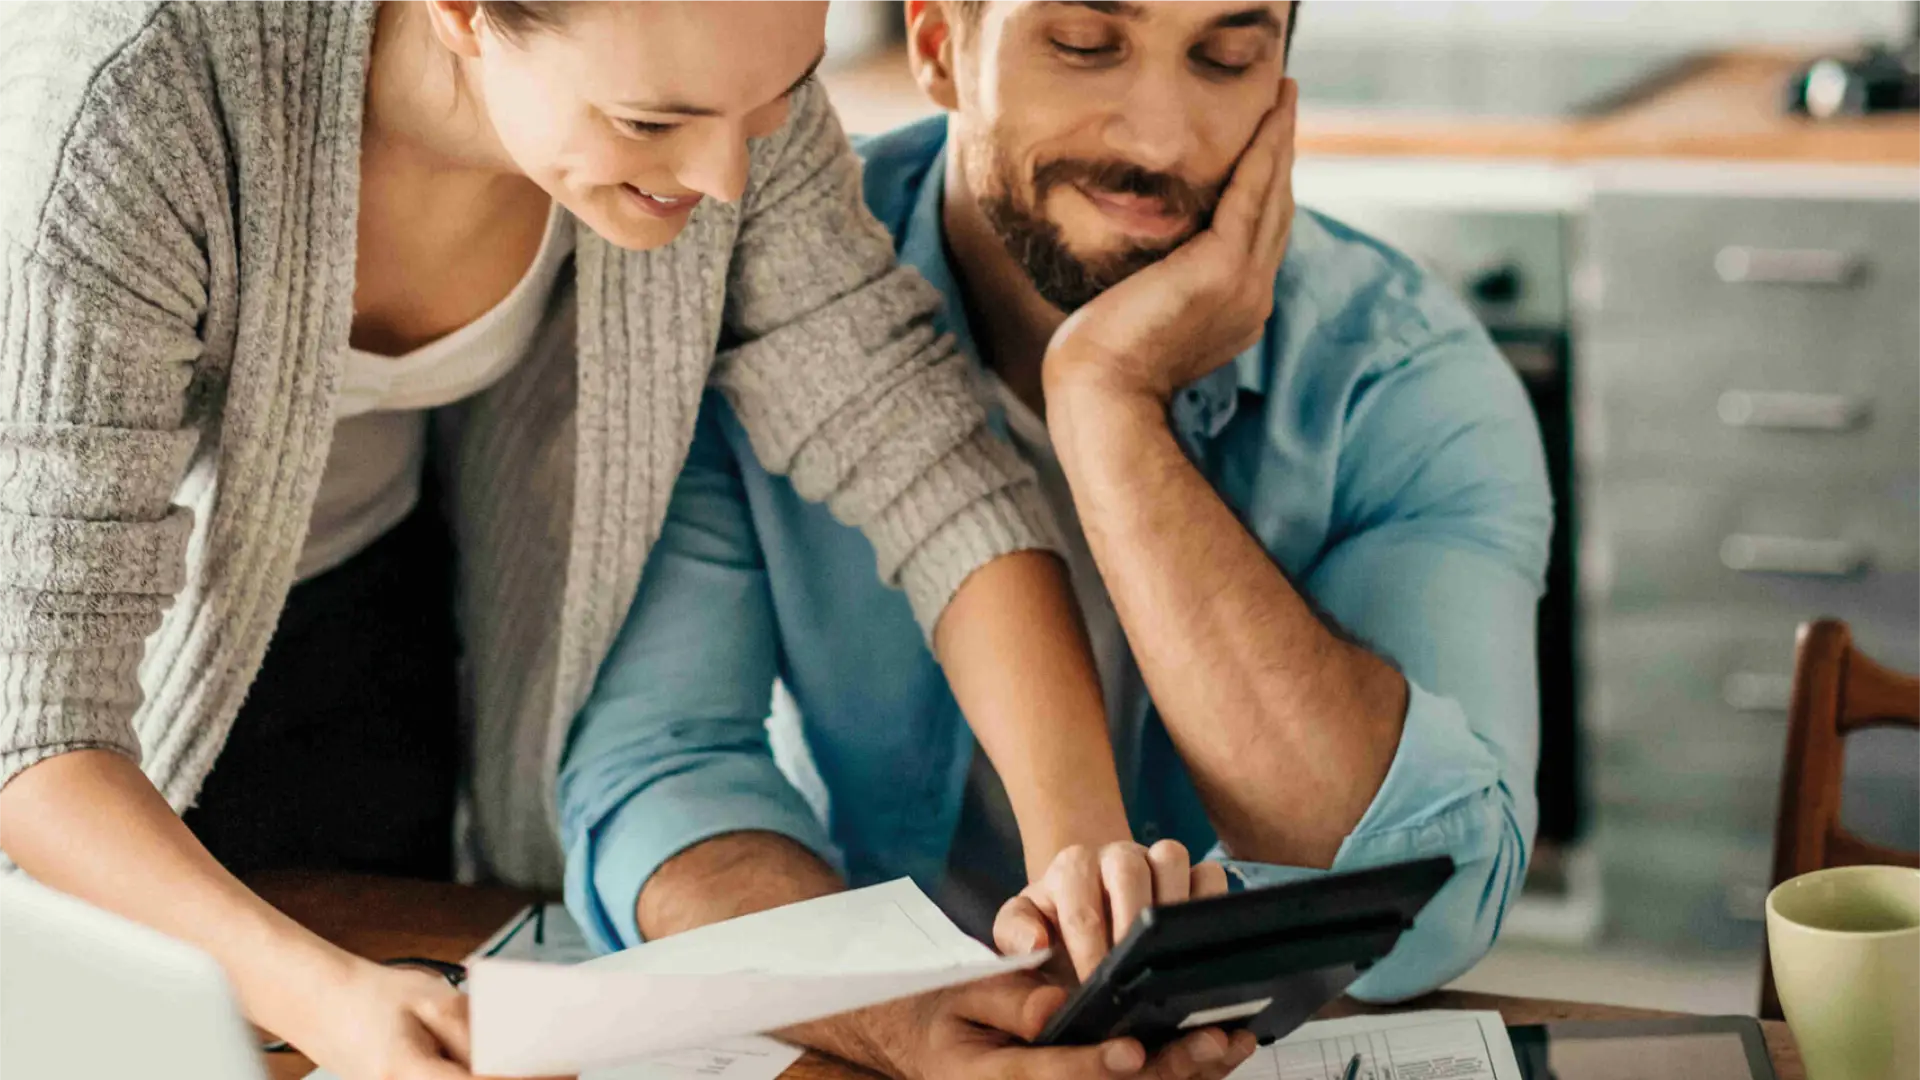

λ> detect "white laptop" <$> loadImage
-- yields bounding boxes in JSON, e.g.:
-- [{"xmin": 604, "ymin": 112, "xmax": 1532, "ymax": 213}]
[{"xmin": 0, "ymin": 874, "xmax": 268, "ymax": 1080}]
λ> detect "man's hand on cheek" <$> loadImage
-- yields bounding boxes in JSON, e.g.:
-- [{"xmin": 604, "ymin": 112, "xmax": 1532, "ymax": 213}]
[{"xmin": 1043, "ymin": 79, "xmax": 1299, "ymax": 407}]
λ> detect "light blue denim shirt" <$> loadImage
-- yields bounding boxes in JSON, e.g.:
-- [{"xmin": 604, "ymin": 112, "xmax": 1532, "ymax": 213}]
[{"xmin": 559, "ymin": 117, "xmax": 1553, "ymax": 1002}]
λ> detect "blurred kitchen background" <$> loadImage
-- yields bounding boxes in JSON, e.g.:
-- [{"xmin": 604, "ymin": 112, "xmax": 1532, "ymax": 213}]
[{"xmin": 800, "ymin": 0, "xmax": 1920, "ymax": 1016}]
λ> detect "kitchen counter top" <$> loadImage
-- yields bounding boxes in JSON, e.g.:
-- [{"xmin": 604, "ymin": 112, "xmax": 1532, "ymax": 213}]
[{"xmin": 822, "ymin": 49, "xmax": 1919, "ymax": 167}]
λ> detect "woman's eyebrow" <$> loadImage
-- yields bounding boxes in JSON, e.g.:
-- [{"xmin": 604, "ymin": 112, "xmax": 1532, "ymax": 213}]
[{"xmin": 613, "ymin": 48, "xmax": 827, "ymax": 117}]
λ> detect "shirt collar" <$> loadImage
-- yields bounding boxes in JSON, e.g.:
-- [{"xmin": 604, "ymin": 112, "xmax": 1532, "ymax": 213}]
[
  {"xmin": 1174, "ymin": 347, "xmax": 1268, "ymax": 443},
  {"xmin": 897, "ymin": 133, "xmax": 1268, "ymax": 449},
  {"xmin": 900, "ymin": 142, "xmax": 985, "ymax": 374}
]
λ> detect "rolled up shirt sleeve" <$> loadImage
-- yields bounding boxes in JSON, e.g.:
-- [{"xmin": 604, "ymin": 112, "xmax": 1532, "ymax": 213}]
[
  {"xmin": 1208, "ymin": 331, "xmax": 1550, "ymax": 1002},
  {"xmin": 558, "ymin": 399, "xmax": 839, "ymax": 955},
  {"xmin": 1207, "ymin": 673, "xmax": 1530, "ymax": 1002}
]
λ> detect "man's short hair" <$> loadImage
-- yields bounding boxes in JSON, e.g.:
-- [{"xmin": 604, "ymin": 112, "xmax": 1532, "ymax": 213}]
[{"xmin": 948, "ymin": 1, "xmax": 1301, "ymax": 62}]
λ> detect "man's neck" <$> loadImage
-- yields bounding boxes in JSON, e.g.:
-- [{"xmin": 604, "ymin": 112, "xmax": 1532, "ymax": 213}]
[{"xmin": 939, "ymin": 141, "xmax": 1065, "ymax": 419}]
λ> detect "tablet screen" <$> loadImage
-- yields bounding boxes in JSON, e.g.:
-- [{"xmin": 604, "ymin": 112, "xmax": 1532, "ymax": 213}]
[{"xmin": 1511, "ymin": 1021, "xmax": 1772, "ymax": 1080}]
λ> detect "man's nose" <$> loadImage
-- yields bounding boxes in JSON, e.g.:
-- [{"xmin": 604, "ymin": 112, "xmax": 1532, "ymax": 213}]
[{"xmin": 1104, "ymin": 70, "xmax": 1203, "ymax": 176}]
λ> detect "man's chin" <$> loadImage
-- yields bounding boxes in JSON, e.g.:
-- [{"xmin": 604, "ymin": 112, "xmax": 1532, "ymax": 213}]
[
  {"xmin": 1065, "ymin": 241, "xmax": 1183, "ymax": 290},
  {"xmin": 1057, "ymin": 227, "xmax": 1188, "ymax": 270}
]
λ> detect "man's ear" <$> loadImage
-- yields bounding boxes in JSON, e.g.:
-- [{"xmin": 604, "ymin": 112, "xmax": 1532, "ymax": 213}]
[
  {"xmin": 422, "ymin": 0, "xmax": 486, "ymax": 59},
  {"xmin": 905, "ymin": 0, "xmax": 962, "ymax": 111}
]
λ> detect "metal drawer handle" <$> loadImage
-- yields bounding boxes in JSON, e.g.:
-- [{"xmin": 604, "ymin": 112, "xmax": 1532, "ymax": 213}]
[
  {"xmin": 1714, "ymin": 245, "xmax": 1866, "ymax": 287},
  {"xmin": 1720, "ymin": 534, "xmax": 1870, "ymax": 577},
  {"xmin": 1718, "ymin": 390, "xmax": 1869, "ymax": 432},
  {"xmin": 1723, "ymin": 671, "xmax": 1794, "ymax": 713}
]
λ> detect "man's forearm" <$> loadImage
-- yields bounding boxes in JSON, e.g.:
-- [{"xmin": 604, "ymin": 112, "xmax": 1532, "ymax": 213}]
[
  {"xmin": 636, "ymin": 831, "xmax": 921, "ymax": 1079},
  {"xmin": 933, "ymin": 550, "xmax": 1130, "ymax": 878},
  {"xmin": 1046, "ymin": 385, "xmax": 1407, "ymax": 868}
]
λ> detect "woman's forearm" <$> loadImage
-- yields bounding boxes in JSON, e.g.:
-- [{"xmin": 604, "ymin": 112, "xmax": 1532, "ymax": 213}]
[
  {"xmin": 931, "ymin": 550, "xmax": 1130, "ymax": 879},
  {"xmin": 0, "ymin": 750, "xmax": 357, "ymax": 1042}
]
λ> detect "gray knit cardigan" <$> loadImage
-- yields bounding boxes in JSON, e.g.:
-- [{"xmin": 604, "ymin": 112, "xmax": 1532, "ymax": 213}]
[{"xmin": 0, "ymin": 2, "xmax": 1055, "ymax": 885}]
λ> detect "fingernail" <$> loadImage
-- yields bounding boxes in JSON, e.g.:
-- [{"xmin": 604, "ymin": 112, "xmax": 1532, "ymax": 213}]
[
  {"xmin": 1192, "ymin": 1033, "xmax": 1225, "ymax": 1063},
  {"xmin": 1104, "ymin": 1042, "xmax": 1145, "ymax": 1073}
]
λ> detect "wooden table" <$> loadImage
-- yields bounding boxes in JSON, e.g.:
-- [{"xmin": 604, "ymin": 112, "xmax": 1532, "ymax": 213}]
[{"xmin": 252, "ymin": 873, "xmax": 1804, "ymax": 1080}]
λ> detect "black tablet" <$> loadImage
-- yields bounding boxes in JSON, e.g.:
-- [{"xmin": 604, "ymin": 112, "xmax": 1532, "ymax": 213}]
[
  {"xmin": 1509, "ymin": 1017, "xmax": 1779, "ymax": 1080},
  {"xmin": 1035, "ymin": 856, "xmax": 1455, "ymax": 1049}
]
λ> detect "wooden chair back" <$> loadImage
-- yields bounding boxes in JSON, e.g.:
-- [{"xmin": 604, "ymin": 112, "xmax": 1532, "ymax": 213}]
[{"xmin": 1759, "ymin": 618, "xmax": 1919, "ymax": 1019}]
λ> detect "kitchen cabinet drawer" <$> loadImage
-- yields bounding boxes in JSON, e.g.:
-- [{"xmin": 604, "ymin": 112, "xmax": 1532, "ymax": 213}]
[
  {"xmin": 1584, "ymin": 611, "xmax": 1919, "ymax": 733},
  {"xmin": 1577, "ymin": 334, "xmax": 1920, "ymax": 482},
  {"xmin": 1584, "ymin": 609, "xmax": 1918, "ymax": 807},
  {"xmin": 1839, "ymin": 725, "xmax": 1920, "ymax": 853},
  {"xmin": 1592, "ymin": 720, "xmax": 1783, "ymax": 833},
  {"xmin": 1595, "ymin": 818, "xmax": 1772, "ymax": 951},
  {"xmin": 1584, "ymin": 612, "xmax": 1801, "ymax": 726},
  {"xmin": 1583, "ymin": 610, "xmax": 1920, "ymax": 903},
  {"xmin": 1581, "ymin": 475, "xmax": 1920, "ymax": 620},
  {"xmin": 1591, "ymin": 732, "xmax": 1917, "ymax": 955},
  {"xmin": 1583, "ymin": 193, "xmax": 1920, "ymax": 355},
  {"xmin": 1585, "ymin": 614, "xmax": 1796, "ymax": 722},
  {"xmin": 1583, "ymin": 615, "xmax": 1792, "ymax": 828}
]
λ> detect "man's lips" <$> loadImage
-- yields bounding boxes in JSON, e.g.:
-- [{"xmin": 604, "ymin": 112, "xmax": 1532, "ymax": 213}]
[{"xmin": 1073, "ymin": 185, "xmax": 1193, "ymax": 241}]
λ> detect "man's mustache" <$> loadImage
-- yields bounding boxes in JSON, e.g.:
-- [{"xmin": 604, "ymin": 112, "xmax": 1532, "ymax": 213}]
[{"xmin": 1030, "ymin": 158, "xmax": 1220, "ymax": 222}]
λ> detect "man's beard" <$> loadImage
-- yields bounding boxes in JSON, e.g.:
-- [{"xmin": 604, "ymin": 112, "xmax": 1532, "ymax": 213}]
[{"xmin": 975, "ymin": 155, "xmax": 1218, "ymax": 312}]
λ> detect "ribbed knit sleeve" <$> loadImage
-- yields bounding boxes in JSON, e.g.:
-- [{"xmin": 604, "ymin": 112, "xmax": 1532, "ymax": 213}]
[
  {"xmin": 0, "ymin": 3, "xmax": 210, "ymax": 791},
  {"xmin": 710, "ymin": 81, "xmax": 1062, "ymax": 637}
]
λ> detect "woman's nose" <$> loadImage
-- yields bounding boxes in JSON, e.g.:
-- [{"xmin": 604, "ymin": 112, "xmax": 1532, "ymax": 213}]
[{"xmin": 678, "ymin": 130, "xmax": 751, "ymax": 204}]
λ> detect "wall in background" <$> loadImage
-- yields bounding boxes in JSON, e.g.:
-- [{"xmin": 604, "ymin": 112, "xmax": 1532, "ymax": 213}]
[
  {"xmin": 1290, "ymin": 1, "xmax": 1912, "ymax": 47},
  {"xmin": 825, "ymin": 2, "xmax": 903, "ymax": 64},
  {"xmin": 826, "ymin": 1, "xmax": 1917, "ymax": 66}
]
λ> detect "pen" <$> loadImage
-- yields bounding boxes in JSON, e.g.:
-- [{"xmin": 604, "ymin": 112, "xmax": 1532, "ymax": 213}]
[{"xmin": 1341, "ymin": 1053, "xmax": 1361, "ymax": 1080}]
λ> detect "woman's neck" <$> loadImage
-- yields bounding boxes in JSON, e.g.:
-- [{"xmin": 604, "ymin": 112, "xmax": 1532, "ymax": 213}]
[{"xmin": 364, "ymin": 2, "xmax": 522, "ymax": 184}]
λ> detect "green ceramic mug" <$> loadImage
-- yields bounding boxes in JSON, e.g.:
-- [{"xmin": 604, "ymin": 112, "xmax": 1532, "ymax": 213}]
[{"xmin": 1767, "ymin": 865, "xmax": 1920, "ymax": 1080}]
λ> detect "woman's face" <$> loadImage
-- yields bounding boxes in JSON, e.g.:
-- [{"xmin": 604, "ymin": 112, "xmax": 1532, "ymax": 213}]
[{"xmin": 468, "ymin": 2, "xmax": 830, "ymax": 251}]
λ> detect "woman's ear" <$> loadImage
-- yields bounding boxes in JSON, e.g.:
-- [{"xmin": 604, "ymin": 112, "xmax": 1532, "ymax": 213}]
[
  {"xmin": 906, "ymin": 0, "xmax": 961, "ymax": 111},
  {"xmin": 421, "ymin": 0, "xmax": 487, "ymax": 60}
]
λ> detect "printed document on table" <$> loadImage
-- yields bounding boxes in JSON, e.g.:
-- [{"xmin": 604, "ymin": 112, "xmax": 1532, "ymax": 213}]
[
  {"xmin": 1227, "ymin": 1010, "xmax": 1522, "ymax": 1080},
  {"xmin": 303, "ymin": 901, "xmax": 807, "ymax": 1080},
  {"xmin": 467, "ymin": 878, "xmax": 1047, "ymax": 1077}
]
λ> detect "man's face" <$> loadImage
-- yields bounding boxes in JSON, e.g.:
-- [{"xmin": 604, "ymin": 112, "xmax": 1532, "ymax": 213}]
[{"xmin": 949, "ymin": 1, "xmax": 1290, "ymax": 311}]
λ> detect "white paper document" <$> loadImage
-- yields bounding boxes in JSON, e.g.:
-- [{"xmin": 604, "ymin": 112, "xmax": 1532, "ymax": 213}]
[
  {"xmin": 1228, "ymin": 1010, "xmax": 1522, "ymax": 1080},
  {"xmin": 304, "ymin": 902, "xmax": 806, "ymax": 1080},
  {"xmin": 468, "ymin": 878, "xmax": 1047, "ymax": 1077},
  {"xmin": 574, "ymin": 1037, "xmax": 807, "ymax": 1080}
]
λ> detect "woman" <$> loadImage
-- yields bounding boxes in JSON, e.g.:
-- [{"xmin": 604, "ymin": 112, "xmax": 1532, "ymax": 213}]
[{"xmin": 0, "ymin": 3, "xmax": 1135, "ymax": 1077}]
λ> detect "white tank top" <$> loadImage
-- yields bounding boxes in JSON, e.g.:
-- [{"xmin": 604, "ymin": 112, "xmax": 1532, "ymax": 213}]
[{"xmin": 296, "ymin": 204, "xmax": 573, "ymax": 581}]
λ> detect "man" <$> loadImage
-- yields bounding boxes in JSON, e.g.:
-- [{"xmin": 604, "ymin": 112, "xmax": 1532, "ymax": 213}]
[{"xmin": 559, "ymin": 3, "xmax": 1551, "ymax": 1079}]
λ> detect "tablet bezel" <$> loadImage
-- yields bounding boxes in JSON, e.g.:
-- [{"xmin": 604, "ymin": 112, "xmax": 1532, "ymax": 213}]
[{"xmin": 1508, "ymin": 1016, "xmax": 1779, "ymax": 1080}]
